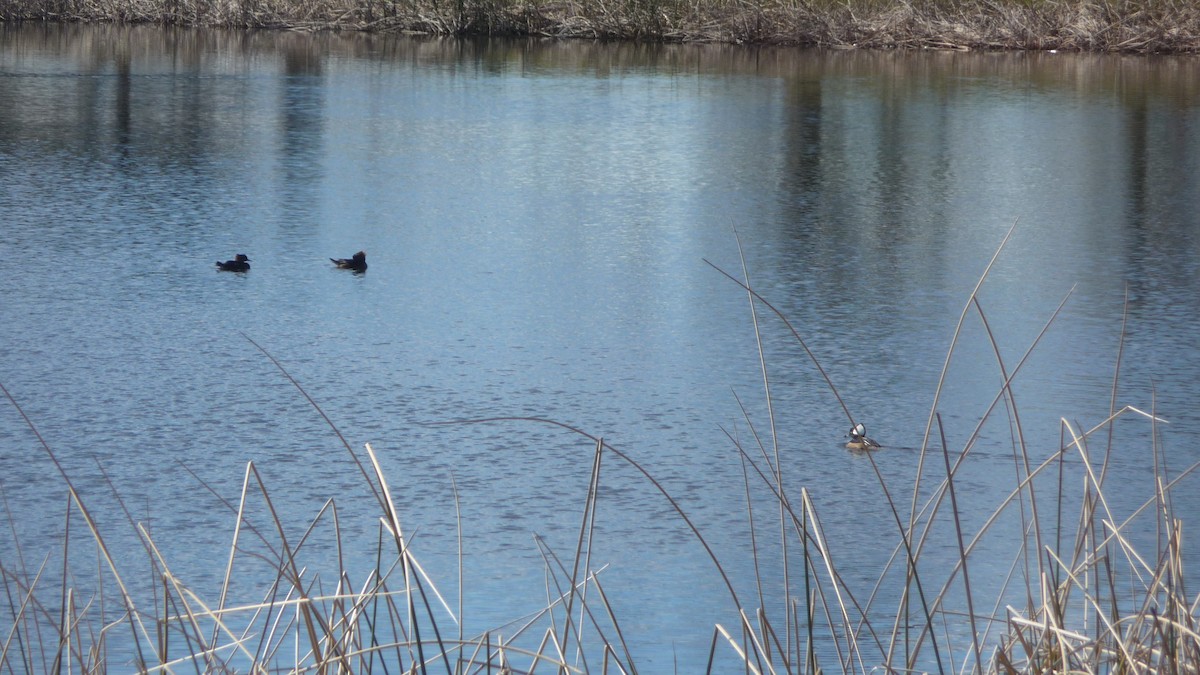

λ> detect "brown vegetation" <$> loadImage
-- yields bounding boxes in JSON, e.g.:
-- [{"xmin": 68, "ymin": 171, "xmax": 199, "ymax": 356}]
[{"xmin": 1, "ymin": 0, "xmax": 1198, "ymax": 52}]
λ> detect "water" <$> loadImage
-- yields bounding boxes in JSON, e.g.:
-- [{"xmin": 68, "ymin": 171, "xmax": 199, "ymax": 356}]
[{"xmin": 2, "ymin": 25, "xmax": 1199, "ymax": 671}]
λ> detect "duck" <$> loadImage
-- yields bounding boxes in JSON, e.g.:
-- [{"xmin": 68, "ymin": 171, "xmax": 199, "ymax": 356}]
[
  {"xmin": 216, "ymin": 254, "xmax": 251, "ymax": 272},
  {"xmin": 330, "ymin": 250, "xmax": 367, "ymax": 273},
  {"xmin": 845, "ymin": 422, "xmax": 882, "ymax": 450}
]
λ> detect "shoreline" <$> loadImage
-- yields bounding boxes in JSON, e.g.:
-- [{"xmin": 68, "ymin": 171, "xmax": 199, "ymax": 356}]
[{"xmin": 2, "ymin": 0, "xmax": 1199, "ymax": 53}]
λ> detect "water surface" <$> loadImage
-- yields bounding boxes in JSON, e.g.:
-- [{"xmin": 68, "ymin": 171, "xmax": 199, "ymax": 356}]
[{"xmin": 2, "ymin": 25, "xmax": 1199, "ymax": 671}]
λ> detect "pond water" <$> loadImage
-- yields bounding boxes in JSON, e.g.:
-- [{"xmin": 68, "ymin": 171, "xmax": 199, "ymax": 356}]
[{"xmin": 2, "ymin": 24, "xmax": 1199, "ymax": 672}]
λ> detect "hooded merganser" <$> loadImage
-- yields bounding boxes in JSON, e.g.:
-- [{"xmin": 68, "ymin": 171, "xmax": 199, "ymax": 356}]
[
  {"xmin": 330, "ymin": 250, "xmax": 367, "ymax": 273},
  {"xmin": 846, "ymin": 423, "xmax": 881, "ymax": 450},
  {"xmin": 216, "ymin": 254, "xmax": 250, "ymax": 272}
]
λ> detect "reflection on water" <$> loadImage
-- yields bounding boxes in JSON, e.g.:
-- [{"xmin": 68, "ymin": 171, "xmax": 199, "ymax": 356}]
[{"xmin": 2, "ymin": 23, "xmax": 1199, "ymax": 671}]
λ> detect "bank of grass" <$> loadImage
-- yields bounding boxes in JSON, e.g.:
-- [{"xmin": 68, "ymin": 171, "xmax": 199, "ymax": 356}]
[
  {"xmin": 3, "ymin": 227, "xmax": 1200, "ymax": 673},
  {"xmin": 1, "ymin": 0, "xmax": 1199, "ymax": 51}
]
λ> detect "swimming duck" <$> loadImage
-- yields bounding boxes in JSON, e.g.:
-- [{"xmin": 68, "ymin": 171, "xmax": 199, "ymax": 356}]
[
  {"xmin": 216, "ymin": 254, "xmax": 251, "ymax": 272},
  {"xmin": 846, "ymin": 423, "xmax": 882, "ymax": 450},
  {"xmin": 330, "ymin": 250, "xmax": 367, "ymax": 273}
]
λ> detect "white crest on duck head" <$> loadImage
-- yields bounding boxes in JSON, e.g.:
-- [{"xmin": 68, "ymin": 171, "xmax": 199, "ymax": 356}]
[{"xmin": 850, "ymin": 423, "xmax": 866, "ymax": 438}]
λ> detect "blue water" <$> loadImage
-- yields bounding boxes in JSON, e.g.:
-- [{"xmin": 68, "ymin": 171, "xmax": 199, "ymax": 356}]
[{"xmin": 2, "ymin": 26, "xmax": 1199, "ymax": 672}]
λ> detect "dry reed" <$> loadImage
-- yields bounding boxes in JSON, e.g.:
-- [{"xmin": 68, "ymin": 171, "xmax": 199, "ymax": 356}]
[{"xmin": 692, "ymin": 223, "xmax": 1200, "ymax": 673}]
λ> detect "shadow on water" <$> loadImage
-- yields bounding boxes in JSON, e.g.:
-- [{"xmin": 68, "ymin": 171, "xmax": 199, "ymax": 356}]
[{"xmin": 277, "ymin": 33, "xmax": 325, "ymax": 229}]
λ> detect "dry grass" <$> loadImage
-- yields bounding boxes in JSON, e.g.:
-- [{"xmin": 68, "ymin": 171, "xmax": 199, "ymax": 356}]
[
  {"xmin": 2, "ymin": 225, "xmax": 1199, "ymax": 673},
  {"xmin": 0, "ymin": 371, "xmax": 638, "ymax": 673},
  {"xmin": 694, "ymin": 222, "xmax": 1200, "ymax": 673},
  {"xmin": 2, "ymin": 0, "xmax": 1199, "ymax": 51}
]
